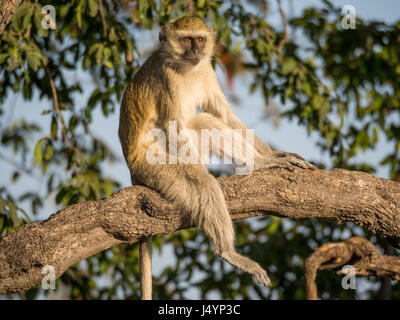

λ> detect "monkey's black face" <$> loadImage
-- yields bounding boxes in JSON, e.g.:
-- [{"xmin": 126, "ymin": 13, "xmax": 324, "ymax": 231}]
[{"xmin": 180, "ymin": 36, "xmax": 207, "ymax": 65}]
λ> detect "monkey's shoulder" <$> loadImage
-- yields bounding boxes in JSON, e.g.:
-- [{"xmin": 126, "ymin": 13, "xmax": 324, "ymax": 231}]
[{"xmin": 126, "ymin": 58, "xmax": 170, "ymax": 97}]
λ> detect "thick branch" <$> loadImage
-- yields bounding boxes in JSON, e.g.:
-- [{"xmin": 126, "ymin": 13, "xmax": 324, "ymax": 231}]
[
  {"xmin": 0, "ymin": 0, "xmax": 22, "ymax": 35},
  {"xmin": 0, "ymin": 168, "xmax": 399, "ymax": 294},
  {"xmin": 305, "ymin": 237, "xmax": 400, "ymax": 300}
]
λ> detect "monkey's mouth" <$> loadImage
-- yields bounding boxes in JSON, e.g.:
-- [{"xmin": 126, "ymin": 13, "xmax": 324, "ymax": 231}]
[
  {"xmin": 182, "ymin": 56, "xmax": 200, "ymax": 65},
  {"xmin": 182, "ymin": 52, "xmax": 201, "ymax": 65},
  {"xmin": 188, "ymin": 57, "xmax": 200, "ymax": 65}
]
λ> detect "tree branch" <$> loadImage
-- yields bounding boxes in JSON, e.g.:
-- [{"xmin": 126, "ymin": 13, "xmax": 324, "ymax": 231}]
[
  {"xmin": 277, "ymin": 0, "xmax": 289, "ymax": 52},
  {"xmin": 0, "ymin": 0, "xmax": 22, "ymax": 36},
  {"xmin": 276, "ymin": 0, "xmax": 289, "ymax": 64},
  {"xmin": 305, "ymin": 237, "xmax": 400, "ymax": 300},
  {"xmin": 1, "ymin": 168, "xmax": 399, "ymax": 294}
]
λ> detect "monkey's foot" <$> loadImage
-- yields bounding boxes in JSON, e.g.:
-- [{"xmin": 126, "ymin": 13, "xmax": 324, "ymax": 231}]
[
  {"xmin": 260, "ymin": 152, "xmax": 316, "ymax": 171},
  {"xmin": 219, "ymin": 251, "xmax": 271, "ymax": 287}
]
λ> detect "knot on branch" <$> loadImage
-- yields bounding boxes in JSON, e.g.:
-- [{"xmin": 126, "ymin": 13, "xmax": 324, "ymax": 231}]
[{"xmin": 99, "ymin": 186, "xmax": 184, "ymax": 242}]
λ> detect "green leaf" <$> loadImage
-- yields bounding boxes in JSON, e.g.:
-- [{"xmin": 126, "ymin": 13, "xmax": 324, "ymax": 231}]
[
  {"xmin": 197, "ymin": 0, "xmax": 206, "ymax": 8},
  {"xmin": 11, "ymin": 171, "xmax": 20, "ymax": 182},
  {"xmin": 281, "ymin": 58, "xmax": 297, "ymax": 75},
  {"xmin": 249, "ymin": 82, "xmax": 257, "ymax": 93},
  {"xmin": 303, "ymin": 82, "xmax": 312, "ymax": 97},
  {"xmin": 109, "ymin": 27, "xmax": 117, "ymax": 42},
  {"xmin": 22, "ymin": 6, "xmax": 34, "ymax": 30},
  {"xmin": 34, "ymin": 8, "xmax": 49, "ymax": 37},
  {"xmin": 232, "ymin": 41, "xmax": 243, "ymax": 55},
  {"xmin": 0, "ymin": 217, "xmax": 4, "ymax": 233},
  {"xmin": 111, "ymin": 46, "xmax": 121, "ymax": 63},
  {"xmin": 77, "ymin": 0, "xmax": 83, "ymax": 28},
  {"xmin": 0, "ymin": 53, "xmax": 9, "ymax": 64},
  {"xmin": 59, "ymin": 4, "xmax": 69, "ymax": 17},
  {"xmin": 88, "ymin": 43, "xmax": 102, "ymax": 55},
  {"xmin": 34, "ymin": 138, "xmax": 45, "ymax": 164},
  {"xmin": 69, "ymin": 116, "xmax": 78, "ymax": 132},
  {"xmin": 105, "ymin": 60, "xmax": 113, "ymax": 68},
  {"xmin": 44, "ymin": 142, "xmax": 53, "ymax": 161},
  {"xmin": 95, "ymin": 44, "xmax": 104, "ymax": 63},
  {"xmin": 103, "ymin": 180, "xmax": 114, "ymax": 197},
  {"xmin": 27, "ymin": 52, "xmax": 41, "ymax": 71},
  {"xmin": 103, "ymin": 47, "xmax": 111, "ymax": 60},
  {"xmin": 11, "ymin": 2, "xmax": 29, "ymax": 31},
  {"xmin": 33, "ymin": 8, "xmax": 43, "ymax": 30},
  {"xmin": 56, "ymin": 187, "xmax": 74, "ymax": 206},
  {"xmin": 88, "ymin": 88, "xmax": 101, "ymax": 108},
  {"xmin": 8, "ymin": 204, "xmax": 22, "ymax": 227},
  {"xmin": 88, "ymin": 0, "xmax": 98, "ymax": 17},
  {"xmin": 50, "ymin": 116, "xmax": 58, "ymax": 139},
  {"xmin": 22, "ymin": 78, "xmax": 32, "ymax": 99}
]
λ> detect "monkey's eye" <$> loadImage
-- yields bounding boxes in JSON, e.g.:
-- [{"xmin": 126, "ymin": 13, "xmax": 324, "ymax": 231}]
[
  {"xmin": 197, "ymin": 37, "xmax": 204, "ymax": 43},
  {"xmin": 181, "ymin": 37, "xmax": 191, "ymax": 44}
]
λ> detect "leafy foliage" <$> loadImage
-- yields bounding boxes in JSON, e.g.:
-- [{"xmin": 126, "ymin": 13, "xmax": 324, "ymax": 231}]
[{"xmin": 0, "ymin": 0, "xmax": 399, "ymax": 299}]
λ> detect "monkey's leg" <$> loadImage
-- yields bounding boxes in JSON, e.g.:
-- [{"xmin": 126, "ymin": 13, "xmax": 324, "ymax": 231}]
[
  {"xmin": 133, "ymin": 161, "xmax": 271, "ymax": 287},
  {"xmin": 224, "ymin": 112, "xmax": 316, "ymax": 170},
  {"xmin": 188, "ymin": 113, "xmax": 315, "ymax": 171}
]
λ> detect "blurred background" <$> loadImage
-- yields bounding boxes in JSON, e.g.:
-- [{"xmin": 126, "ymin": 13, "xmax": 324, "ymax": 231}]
[{"xmin": 0, "ymin": 0, "xmax": 399, "ymax": 299}]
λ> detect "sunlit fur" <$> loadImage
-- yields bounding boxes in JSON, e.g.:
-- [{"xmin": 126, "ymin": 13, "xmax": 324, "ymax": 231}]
[
  {"xmin": 158, "ymin": 17, "xmax": 215, "ymax": 72},
  {"xmin": 119, "ymin": 17, "xmax": 315, "ymax": 290}
]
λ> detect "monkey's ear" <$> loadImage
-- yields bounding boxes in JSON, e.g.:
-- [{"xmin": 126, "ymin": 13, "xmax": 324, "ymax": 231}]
[{"xmin": 159, "ymin": 25, "xmax": 168, "ymax": 43}]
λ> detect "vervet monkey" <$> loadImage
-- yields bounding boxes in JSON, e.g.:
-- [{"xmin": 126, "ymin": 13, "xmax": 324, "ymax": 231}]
[{"xmin": 119, "ymin": 16, "xmax": 315, "ymax": 299}]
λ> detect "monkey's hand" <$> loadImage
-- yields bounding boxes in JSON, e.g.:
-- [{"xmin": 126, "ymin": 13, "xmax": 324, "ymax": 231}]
[{"xmin": 256, "ymin": 152, "xmax": 316, "ymax": 172}]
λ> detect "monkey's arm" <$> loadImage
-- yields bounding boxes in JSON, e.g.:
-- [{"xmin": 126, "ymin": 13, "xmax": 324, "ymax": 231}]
[
  {"xmin": 202, "ymin": 85, "xmax": 315, "ymax": 171},
  {"xmin": 225, "ymin": 110, "xmax": 273, "ymax": 156},
  {"xmin": 203, "ymin": 87, "xmax": 272, "ymax": 157}
]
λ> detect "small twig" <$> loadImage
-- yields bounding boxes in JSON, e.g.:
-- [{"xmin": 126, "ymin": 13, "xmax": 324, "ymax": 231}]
[
  {"xmin": 45, "ymin": 67, "xmax": 73, "ymax": 149},
  {"xmin": 24, "ymin": 23, "xmax": 31, "ymax": 40},
  {"xmin": 276, "ymin": 0, "xmax": 289, "ymax": 64},
  {"xmin": 99, "ymin": 0, "xmax": 107, "ymax": 38},
  {"xmin": 45, "ymin": 66, "xmax": 79, "ymax": 175}
]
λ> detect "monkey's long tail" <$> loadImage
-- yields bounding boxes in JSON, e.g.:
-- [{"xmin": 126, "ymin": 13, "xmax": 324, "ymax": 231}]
[
  {"xmin": 133, "ymin": 161, "xmax": 271, "ymax": 288},
  {"xmin": 139, "ymin": 237, "xmax": 152, "ymax": 300},
  {"xmin": 131, "ymin": 173, "xmax": 153, "ymax": 300}
]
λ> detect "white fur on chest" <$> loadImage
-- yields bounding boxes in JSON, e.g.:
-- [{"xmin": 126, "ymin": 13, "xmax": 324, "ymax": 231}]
[
  {"xmin": 174, "ymin": 64, "xmax": 215, "ymax": 126},
  {"xmin": 178, "ymin": 80, "xmax": 205, "ymax": 124}
]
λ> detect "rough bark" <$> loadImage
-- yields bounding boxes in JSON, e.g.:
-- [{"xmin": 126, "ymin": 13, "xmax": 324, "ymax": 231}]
[
  {"xmin": 0, "ymin": 167, "xmax": 399, "ymax": 294},
  {"xmin": 305, "ymin": 237, "xmax": 400, "ymax": 300},
  {"xmin": 0, "ymin": 0, "xmax": 22, "ymax": 35}
]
